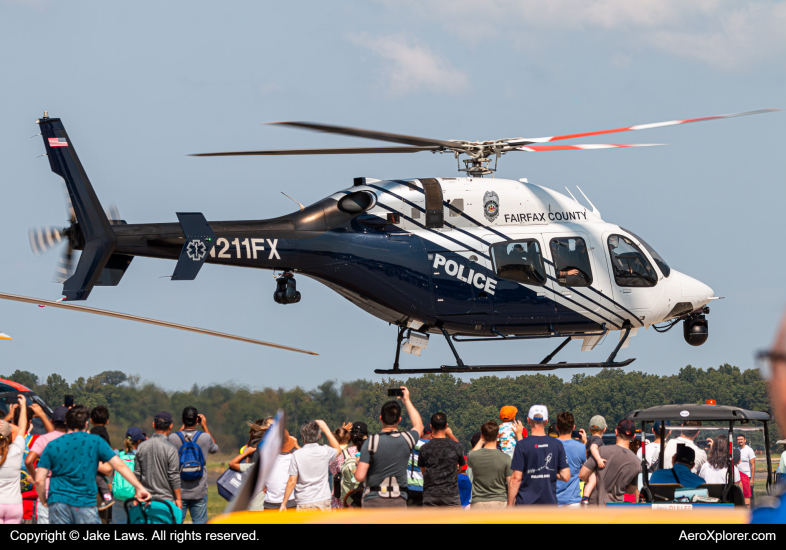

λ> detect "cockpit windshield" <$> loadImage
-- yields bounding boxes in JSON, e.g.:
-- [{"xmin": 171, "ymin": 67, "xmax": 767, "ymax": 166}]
[
  {"xmin": 608, "ymin": 234, "xmax": 658, "ymax": 287},
  {"xmin": 619, "ymin": 228, "xmax": 671, "ymax": 278}
]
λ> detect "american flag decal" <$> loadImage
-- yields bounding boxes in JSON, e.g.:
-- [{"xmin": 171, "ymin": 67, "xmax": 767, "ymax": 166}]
[{"xmin": 48, "ymin": 137, "xmax": 68, "ymax": 147}]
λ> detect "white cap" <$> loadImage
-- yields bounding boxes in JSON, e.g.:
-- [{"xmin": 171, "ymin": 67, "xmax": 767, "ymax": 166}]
[{"xmin": 528, "ymin": 405, "xmax": 548, "ymax": 421}]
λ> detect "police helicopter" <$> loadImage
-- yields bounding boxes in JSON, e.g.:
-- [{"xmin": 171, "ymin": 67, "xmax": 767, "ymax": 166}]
[{"xmin": 4, "ymin": 109, "xmax": 779, "ymax": 373}]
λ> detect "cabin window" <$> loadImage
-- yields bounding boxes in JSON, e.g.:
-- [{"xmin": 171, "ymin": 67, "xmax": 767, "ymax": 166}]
[
  {"xmin": 448, "ymin": 199, "xmax": 464, "ymax": 217},
  {"xmin": 490, "ymin": 239, "xmax": 546, "ymax": 286},
  {"xmin": 619, "ymin": 227, "xmax": 670, "ymax": 278},
  {"xmin": 607, "ymin": 234, "xmax": 658, "ymax": 287},
  {"xmin": 549, "ymin": 237, "xmax": 593, "ymax": 287}
]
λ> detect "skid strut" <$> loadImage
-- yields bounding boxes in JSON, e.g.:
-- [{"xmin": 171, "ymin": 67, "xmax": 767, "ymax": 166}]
[{"xmin": 375, "ymin": 325, "xmax": 634, "ymax": 375}]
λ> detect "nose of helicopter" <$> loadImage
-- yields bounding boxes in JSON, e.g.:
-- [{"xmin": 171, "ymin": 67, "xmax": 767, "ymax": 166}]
[{"xmin": 676, "ymin": 271, "xmax": 714, "ymax": 309}]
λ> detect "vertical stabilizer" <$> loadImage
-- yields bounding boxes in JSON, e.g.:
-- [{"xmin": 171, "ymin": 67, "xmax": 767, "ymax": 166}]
[{"xmin": 37, "ymin": 114, "xmax": 116, "ymax": 300}]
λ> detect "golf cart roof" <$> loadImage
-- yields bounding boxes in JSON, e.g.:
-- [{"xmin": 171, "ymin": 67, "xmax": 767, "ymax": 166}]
[{"xmin": 623, "ymin": 404, "xmax": 771, "ymax": 422}]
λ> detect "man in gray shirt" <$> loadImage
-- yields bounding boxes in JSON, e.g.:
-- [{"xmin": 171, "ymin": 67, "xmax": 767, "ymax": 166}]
[
  {"xmin": 134, "ymin": 411, "xmax": 181, "ymax": 512},
  {"xmin": 355, "ymin": 387, "xmax": 424, "ymax": 508},
  {"xmin": 168, "ymin": 406, "xmax": 218, "ymax": 524}
]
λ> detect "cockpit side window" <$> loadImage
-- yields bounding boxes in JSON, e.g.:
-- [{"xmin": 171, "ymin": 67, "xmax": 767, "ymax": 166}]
[
  {"xmin": 619, "ymin": 227, "xmax": 670, "ymax": 278},
  {"xmin": 549, "ymin": 237, "xmax": 593, "ymax": 287},
  {"xmin": 490, "ymin": 239, "xmax": 547, "ymax": 286},
  {"xmin": 607, "ymin": 234, "xmax": 658, "ymax": 287}
]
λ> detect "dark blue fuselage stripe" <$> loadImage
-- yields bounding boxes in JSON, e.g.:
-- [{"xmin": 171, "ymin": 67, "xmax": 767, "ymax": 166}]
[
  {"xmin": 399, "ymin": 180, "xmax": 510, "ymax": 241},
  {"xmin": 374, "ymin": 203, "xmax": 490, "ymax": 261},
  {"xmin": 368, "ymin": 184, "xmax": 493, "ymax": 249},
  {"xmin": 543, "ymin": 258, "xmax": 642, "ymax": 326}
]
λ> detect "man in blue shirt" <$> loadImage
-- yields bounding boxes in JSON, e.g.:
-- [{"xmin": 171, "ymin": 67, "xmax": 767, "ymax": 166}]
[
  {"xmin": 508, "ymin": 405, "xmax": 569, "ymax": 506},
  {"xmin": 555, "ymin": 411, "xmax": 586, "ymax": 506},
  {"xmin": 650, "ymin": 444, "xmax": 705, "ymax": 489},
  {"xmin": 34, "ymin": 405, "xmax": 151, "ymax": 524}
]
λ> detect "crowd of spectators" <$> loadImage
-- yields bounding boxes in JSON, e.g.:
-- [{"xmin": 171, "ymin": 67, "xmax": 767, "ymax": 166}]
[{"xmin": 0, "ymin": 381, "xmax": 767, "ymax": 524}]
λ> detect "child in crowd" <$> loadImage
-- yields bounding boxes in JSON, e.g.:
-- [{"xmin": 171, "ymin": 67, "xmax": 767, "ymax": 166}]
[
  {"xmin": 497, "ymin": 406, "xmax": 526, "ymax": 457},
  {"xmin": 582, "ymin": 415, "xmax": 607, "ymax": 504},
  {"xmin": 90, "ymin": 406, "xmax": 114, "ymax": 511}
]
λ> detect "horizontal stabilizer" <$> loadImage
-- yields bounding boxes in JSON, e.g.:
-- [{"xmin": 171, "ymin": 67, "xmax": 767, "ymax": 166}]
[
  {"xmin": 95, "ymin": 254, "xmax": 134, "ymax": 287},
  {"xmin": 172, "ymin": 213, "xmax": 216, "ymax": 281}
]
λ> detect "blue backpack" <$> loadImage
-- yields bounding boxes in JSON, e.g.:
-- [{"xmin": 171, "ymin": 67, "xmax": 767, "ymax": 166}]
[{"xmin": 176, "ymin": 431, "xmax": 206, "ymax": 482}]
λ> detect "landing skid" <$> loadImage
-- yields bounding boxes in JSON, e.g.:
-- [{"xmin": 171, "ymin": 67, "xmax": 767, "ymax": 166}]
[{"xmin": 375, "ymin": 326, "xmax": 635, "ymax": 375}]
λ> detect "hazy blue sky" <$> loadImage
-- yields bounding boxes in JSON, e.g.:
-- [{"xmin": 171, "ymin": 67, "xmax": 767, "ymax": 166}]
[{"xmin": 1, "ymin": 1, "xmax": 784, "ymax": 391}]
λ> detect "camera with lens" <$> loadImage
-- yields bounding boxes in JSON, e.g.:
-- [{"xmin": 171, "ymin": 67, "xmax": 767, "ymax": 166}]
[
  {"xmin": 274, "ymin": 273, "xmax": 301, "ymax": 305},
  {"xmin": 683, "ymin": 313, "xmax": 708, "ymax": 347}
]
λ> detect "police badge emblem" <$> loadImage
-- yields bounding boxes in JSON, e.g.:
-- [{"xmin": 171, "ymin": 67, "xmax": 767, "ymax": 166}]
[{"xmin": 483, "ymin": 191, "xmax": 500, "ymax": 222}]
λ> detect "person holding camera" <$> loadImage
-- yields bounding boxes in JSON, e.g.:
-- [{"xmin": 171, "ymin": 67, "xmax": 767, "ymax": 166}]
[
  {"xmin": 168, "ymin": 406, "xmax": 218, "ymax": 524},
  {"xmin": 354, "ymin": 386, "xmax": 423, "ymax": 509},
  {"xmin": 662, "ymin": 421, "xmax": 707, "ymax": 474}
]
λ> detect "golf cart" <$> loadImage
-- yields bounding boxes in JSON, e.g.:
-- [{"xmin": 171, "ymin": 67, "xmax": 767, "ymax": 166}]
[{"xmin": 622, "ymin": 403, "xmax": 773, "ymax": 507}]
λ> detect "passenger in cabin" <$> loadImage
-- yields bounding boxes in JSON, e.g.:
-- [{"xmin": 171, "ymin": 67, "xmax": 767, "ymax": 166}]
[{"xmin": 553, "ymin": 239, "xmax": 590, "ymax": 286}]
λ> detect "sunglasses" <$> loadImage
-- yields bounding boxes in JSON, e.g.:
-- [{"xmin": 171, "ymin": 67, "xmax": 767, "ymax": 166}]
[{"xmin": 756, "ymin": 351, "xmax": 786, "ymax": 380}]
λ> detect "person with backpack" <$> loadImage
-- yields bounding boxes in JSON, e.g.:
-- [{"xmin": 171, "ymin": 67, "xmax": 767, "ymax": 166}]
[
  {"xmin": 338, "ymin": 422, "xmax": 368, "ymax": 508},
  {"xmin": 133, "ymin": 413, "xmax": 182, "ymax": 521},
  {"xmin": 112, "ymin": 428, "xmax": 146, "ymax": 524},
  {"xmin": 168, "ymin": 407, "xmax": 218, "ymax": 524},
  {"xmin": 354, "ymin": 387, "xmax": 424, "ymax": 509}
]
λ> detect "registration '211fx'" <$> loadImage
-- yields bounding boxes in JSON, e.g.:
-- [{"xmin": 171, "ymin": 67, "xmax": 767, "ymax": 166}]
[{"xmin": 209, "ymin": 238, "xmax": 281, "ymax": 260}]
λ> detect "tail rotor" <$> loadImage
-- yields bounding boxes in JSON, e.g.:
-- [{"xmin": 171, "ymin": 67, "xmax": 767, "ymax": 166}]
[{"xmin": 29, "ymin": 187, "xmax": 122, "ymax": 284}]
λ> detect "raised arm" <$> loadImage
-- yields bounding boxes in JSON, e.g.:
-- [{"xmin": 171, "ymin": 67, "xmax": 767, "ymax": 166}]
[
  {"xmin": 30, "ymin": 404, "xmax": 54, "ymax": 433},
  {"xmin": 399, "ymin": 387, "xmax": 423, "ymax": 437},
  {"xmin": 315, "ymin": 420, "xmax": 342, "ymax": 456},
  {"xmin": 15, "ymin": 395, "xmax": 27, "ymax": 437}
]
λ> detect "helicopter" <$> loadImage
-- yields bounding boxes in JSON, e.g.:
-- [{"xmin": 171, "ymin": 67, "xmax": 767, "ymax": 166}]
[{"xmin": 5, "ymin": 109, "xmax": 779, "ymax": 374}]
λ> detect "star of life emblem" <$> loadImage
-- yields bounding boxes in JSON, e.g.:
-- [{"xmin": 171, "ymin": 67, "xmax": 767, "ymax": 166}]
[
  {"xmin": 483, "ymin": 190, "xmax": 500, "ymax": 222},
  {"xmin": 186, "ymin": 239, "xmax": 207, "ymax": 261}
]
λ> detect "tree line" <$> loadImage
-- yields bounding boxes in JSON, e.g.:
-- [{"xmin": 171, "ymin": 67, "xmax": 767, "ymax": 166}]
[{"xmin": 2, "ymin": 364, "xmax": 779, "ymax": 453}]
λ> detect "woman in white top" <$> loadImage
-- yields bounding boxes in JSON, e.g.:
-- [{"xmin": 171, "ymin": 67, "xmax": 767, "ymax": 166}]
[
  {"xmin": 699, "ymin": 434, "xmax": 741, "ymax": 485},
  {"xmin": 0, "ymin": 395, "xmax": 27, "ymax": 524}
]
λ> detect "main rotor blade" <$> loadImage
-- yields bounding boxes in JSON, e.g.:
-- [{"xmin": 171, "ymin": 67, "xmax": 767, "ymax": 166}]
[
  {"xmin": 0, "ymin": 292, "xmax": 318, "ymax": 356},
  {"xmin": 268, "ymin": 121, "xmax": 461, "ymax": 149},
  {"xmin": 510, "ymin": 108, "xmax": 781, "ymax": 144},
  {"xmin": 515, "ymin": 143, "xmax": 665, "ymax": 152},
  {"xmin": 192, "ymin": 146, "xmax": 438, "ymax": 157}
]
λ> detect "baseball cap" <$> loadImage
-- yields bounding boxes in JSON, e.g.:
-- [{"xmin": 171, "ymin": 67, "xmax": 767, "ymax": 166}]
[
  {"xmin": 422, "ymin": 426, "xmax": 433, "ymax": 435},
  {"xmin": 617, "ymin": 419, "xmax": 636, "ymax": 438},
  {"xmin": 351, "ymin": 421, "xmax": 368, "ymax": 436},
  {"xmin": 154, "ymin": 411, "xmax": 173, "ymax": 424},
  {"xmin": 499, "ymin": 406, "xmax": 518, "ymax": 422},
  {"xmin": 52, "ymin": 406, "xmax": 68, "ymax": 425},
  {"xmin": 461, "ymin": 456, "xmax": 468, "ymax": 471},
  {"xmin": 653, "ymin": 420, "xmax": 670, "ymax": 432},
  {"xmin": 528, "ymin": 405, "xmax": 548, "ymax": 422},
  {"xmin": 126, "ymin": 427, "xmax": 146, "ymax": 442},
  {"xmin": 589, "ymin": 415, "xmax": 607, "ymax": 430},
  {"xmin": 0, "ymin": 420, "xmax": 10, "ymax": 439}
]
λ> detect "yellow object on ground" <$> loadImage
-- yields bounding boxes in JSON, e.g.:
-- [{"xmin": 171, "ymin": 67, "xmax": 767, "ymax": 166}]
[{"xmin": 211, "ymin": 506, "xmax": 749, "ymax": 525}]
